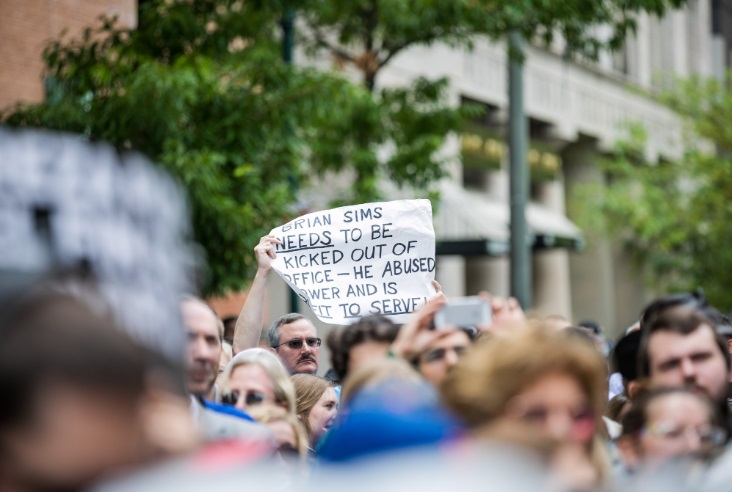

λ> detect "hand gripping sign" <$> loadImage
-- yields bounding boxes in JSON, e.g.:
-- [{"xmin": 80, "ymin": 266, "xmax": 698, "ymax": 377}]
[{"xmin": 269, "ymin": 200, "xmax": 437, "ymax": 325}]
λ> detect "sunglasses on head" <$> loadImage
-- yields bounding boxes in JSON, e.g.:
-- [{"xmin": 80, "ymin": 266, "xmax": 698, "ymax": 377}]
[
  {"xmin": 272, "ymin": 337, "xmax": 322, "ymax": 350},
  {"xmin": 221, "ymin": 390, "xmax": 266, "ymax": 406}
]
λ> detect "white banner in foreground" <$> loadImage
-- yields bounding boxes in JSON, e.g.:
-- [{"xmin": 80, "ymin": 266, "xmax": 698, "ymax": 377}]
[{"xmin": 269, "ymin": 199, "xmax": 436, "ymax": 325}]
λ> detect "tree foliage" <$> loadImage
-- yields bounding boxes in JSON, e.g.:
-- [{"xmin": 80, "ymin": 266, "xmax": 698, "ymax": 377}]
[
  {"xmin": 574, "ymin": 76, "xmax": 732, "ymax": 311},
  {"xmin": 2, "ymin": 0, "xmax": 686, "ymax": 294},
  {"xmin": 3, "ymin": 1, "xmax": 374, "ymax": 294}
]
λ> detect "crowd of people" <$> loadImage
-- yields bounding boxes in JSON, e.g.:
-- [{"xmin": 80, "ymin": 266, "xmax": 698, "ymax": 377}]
[{"xmin": 3, "ymin": 232, "xmax": 732, "ymax": 492}]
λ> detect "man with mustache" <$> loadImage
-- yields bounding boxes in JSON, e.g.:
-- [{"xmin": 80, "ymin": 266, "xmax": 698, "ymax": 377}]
[
  {"xmin": 268, "ymin": 313, "xmax": 320, "ymax": 375},
  {"xmin": 234, "ymin": 235, "xmax": 321, "ymax": 375}
]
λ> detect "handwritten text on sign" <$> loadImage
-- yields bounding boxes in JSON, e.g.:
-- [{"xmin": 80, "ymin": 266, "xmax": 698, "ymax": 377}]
[{"xmin": 269, "ymin": 200, "xmax": 436, "ymax": 325}]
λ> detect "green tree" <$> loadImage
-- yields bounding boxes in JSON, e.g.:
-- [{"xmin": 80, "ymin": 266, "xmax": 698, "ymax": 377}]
[
  {"xmin": 2, "ymin": 0, "xmax": 686, "ymax": 294},
  {"xmin": 3, "ymin": 1, "xmax": 374, "ymax": 294},
  {"xmin": 574, "ymin": 76, "xmax": 732, "ymax": 311}
]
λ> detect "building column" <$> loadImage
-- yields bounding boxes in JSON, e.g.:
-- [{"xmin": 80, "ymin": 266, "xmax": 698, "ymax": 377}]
[
  {"xmin": 562, "ymin": 138, "xmax": 618, "ymax": 334},
  {"xmin": 465, "ymin": 256, "xmax": 509, "ymax": 297},
  {"xmin": 635, "ymin": 14, "xmax": 653, "ymax": 89},
  {"xmin": 532, "ymin": 178, "xmax": 572, "ymax": 318},
  {"xmin": 436, "ymin": 255, "xmax": 466, "ymax": 297},
  {"xmin": 671, "ymin": 9, "xmax": 689, "ymax": 77},
  {"xmin": 532, "ymin": 250, "xmax": 572, "ymax": 318}
]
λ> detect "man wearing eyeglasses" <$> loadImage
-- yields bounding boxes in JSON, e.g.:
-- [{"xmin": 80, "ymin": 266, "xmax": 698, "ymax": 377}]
[
  {"xmin": 233, "ymin": 235, "xmax": 321, "ymax": 375},
  {"xmin": 268, "ymin": 313, "xmax": 321, "ymax": 374}
]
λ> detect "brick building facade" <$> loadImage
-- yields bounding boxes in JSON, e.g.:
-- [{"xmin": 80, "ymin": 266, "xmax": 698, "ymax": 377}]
[{"xmin": 0, "ymin": 0, "xmax": 136, "ymax": 111}]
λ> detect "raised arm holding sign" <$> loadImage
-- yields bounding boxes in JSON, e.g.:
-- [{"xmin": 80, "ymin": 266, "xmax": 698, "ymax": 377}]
[
  {"xmin": 269, "ymin": 200, "xmax": 437, "ymax": 326},
  {"xmin": 232, "ymin": 235, "xmax": 282, "ymax": 355}
]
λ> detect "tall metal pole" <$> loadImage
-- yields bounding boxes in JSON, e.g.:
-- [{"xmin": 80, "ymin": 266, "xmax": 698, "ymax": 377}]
[
  {"xmin": 281, "ymin": 8, "xmax": 295, "ymax": 64},
  {"xmin": 508, "ymin": 31, "xmax": 532, "ymax": 309},
  {"xmin": 282, "ymin": 7, "xmax": 300, "ymax": 314}
]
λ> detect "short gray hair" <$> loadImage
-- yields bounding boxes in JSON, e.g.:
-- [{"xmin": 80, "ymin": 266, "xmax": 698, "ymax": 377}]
[{"xmin": 268, "ymin": 313, "xmax": 308, "ymax": 348}]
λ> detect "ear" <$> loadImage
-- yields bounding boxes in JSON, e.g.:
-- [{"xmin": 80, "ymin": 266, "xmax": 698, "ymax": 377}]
[
  {"xmin": 627, "ymin": 380, "xmax": 642, "ymax": 400},
  {"xmin": 615, "ymin": 436, "xmax": 641, "ymax": 470},
  {"xmin": 727, "ymin": 338, "xmax": 732, "ymax": 357},
  {"xmin": 270, "ymin": 347, "xmax": 278, "ymax": 355}
]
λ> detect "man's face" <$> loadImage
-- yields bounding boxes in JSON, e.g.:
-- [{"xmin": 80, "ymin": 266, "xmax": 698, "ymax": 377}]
[
  {"xmin": 273, "ymin": 319, "xmax": 319, "ymax": 375},
  {"xmin": 182, "ymin": 301, "xmax": 221, "ymax": 397},
  {"xmin": 417, "ymin": 330, "xmax": 471, "ymax": 387},
  {"xmin": 647, "ymin": 324, "xmax": 729, "ymax": 403}
]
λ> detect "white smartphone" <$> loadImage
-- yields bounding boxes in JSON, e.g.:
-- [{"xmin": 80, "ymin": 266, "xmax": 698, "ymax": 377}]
[{"xmin": 433, "ymin": 296, "xmax": 491, "ymax": 330}]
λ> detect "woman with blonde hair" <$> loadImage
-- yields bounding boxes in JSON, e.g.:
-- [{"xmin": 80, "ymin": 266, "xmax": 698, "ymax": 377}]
[
  {"xmin": 291, "ymin": 374, "xmax": 338, "ymax": 449},
  {"xmin": 219, "ymin": 348, "xmax": 296, "ymax": 415},
  {"xmin": 442, "ymin": 326, "xmax": 610, "ymax": 490}
]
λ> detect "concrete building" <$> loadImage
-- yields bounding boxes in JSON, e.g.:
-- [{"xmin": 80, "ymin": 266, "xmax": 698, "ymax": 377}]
[
  {"xmin": 0, "ymin": 0, "xmax": 136, "ymax": 110},
  {"xmin": 392, "ymin": 2, "xmax": 730, "ymax": 336}
]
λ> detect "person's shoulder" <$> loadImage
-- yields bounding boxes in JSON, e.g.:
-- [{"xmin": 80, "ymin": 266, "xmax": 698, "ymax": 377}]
[
  {"xmin": 699, "ymin": 441, "xmax": 732, "ymax": 488},
  {"xmin": 90, "ymin": 441, "xmax": 277, "ymax": 492}
]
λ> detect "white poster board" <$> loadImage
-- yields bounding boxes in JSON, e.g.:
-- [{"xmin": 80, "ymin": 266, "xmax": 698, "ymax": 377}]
[{"xmin": 269, "ymin": 199, "xmax": 436, "ymax": 325}]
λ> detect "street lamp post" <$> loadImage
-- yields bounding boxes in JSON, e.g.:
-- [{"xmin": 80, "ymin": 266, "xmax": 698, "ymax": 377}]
[
  {"xmin": 508, "ymin": 30, "xmax": 532, "ymax": 309},
  {"xmin": 282, "ymin": 7, "xmax": 300, "ymax": 314}
]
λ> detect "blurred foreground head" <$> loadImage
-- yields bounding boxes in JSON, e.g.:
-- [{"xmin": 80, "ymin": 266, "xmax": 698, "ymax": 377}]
[
  {"xmin": 0, "ymin": 128, "xmax": 196, "ymax": 361},
  {"xmin": 443, "ymin": 327, "xmax": 607, "ymax": 439},
  {"xmin": 442, "ymin": 327, "xmax": 609, "ymax": 486},
  {"xmin": 0, "ymin": 288, "xmax": 196, "ymax": 492},
  {"xmin": 0, "ymin": 129, "xmax": 208, "ymax": 491}
]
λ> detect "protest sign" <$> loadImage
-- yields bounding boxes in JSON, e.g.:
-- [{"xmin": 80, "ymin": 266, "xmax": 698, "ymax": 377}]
[{"xmin": 269, "ymin": 200, "xmax": 436, "ymax": 325}]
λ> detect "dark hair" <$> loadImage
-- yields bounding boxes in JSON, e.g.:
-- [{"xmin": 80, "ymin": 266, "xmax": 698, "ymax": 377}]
[
  {"xmin": 327, "ymin": 315, "xmax": 399, "ymax": 381},
  {"xmin": 640, "ymin": 290, "xmax": 729, "ymax": 332},
  {"xmin": 637, "ymin": 305, "xmax": 731, "ymax": 379},
  {"xmin": 620, "ymin": 387, "xmax": 721, "ymax": 438},
  {"xmin": 605, "ymin": 394, "xmax": 630, "ymax": 422},
  {"xmin": 0, "ymin": 291, "xmax": 173, "ymax": 433},
  {"xmin": 268, "ymin": 313, "xmax": 309, "ymax": 348},
  {"xmin": 578, "ymin": 320, "xmax": 602, "ymax": 336},
  {"xmin": 222, "ymin": 316, "xmax": 237, "ymax": 343},
  {"xmin": 611, "ymin": 330, "xmax": 642, "ymax": 383}
]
